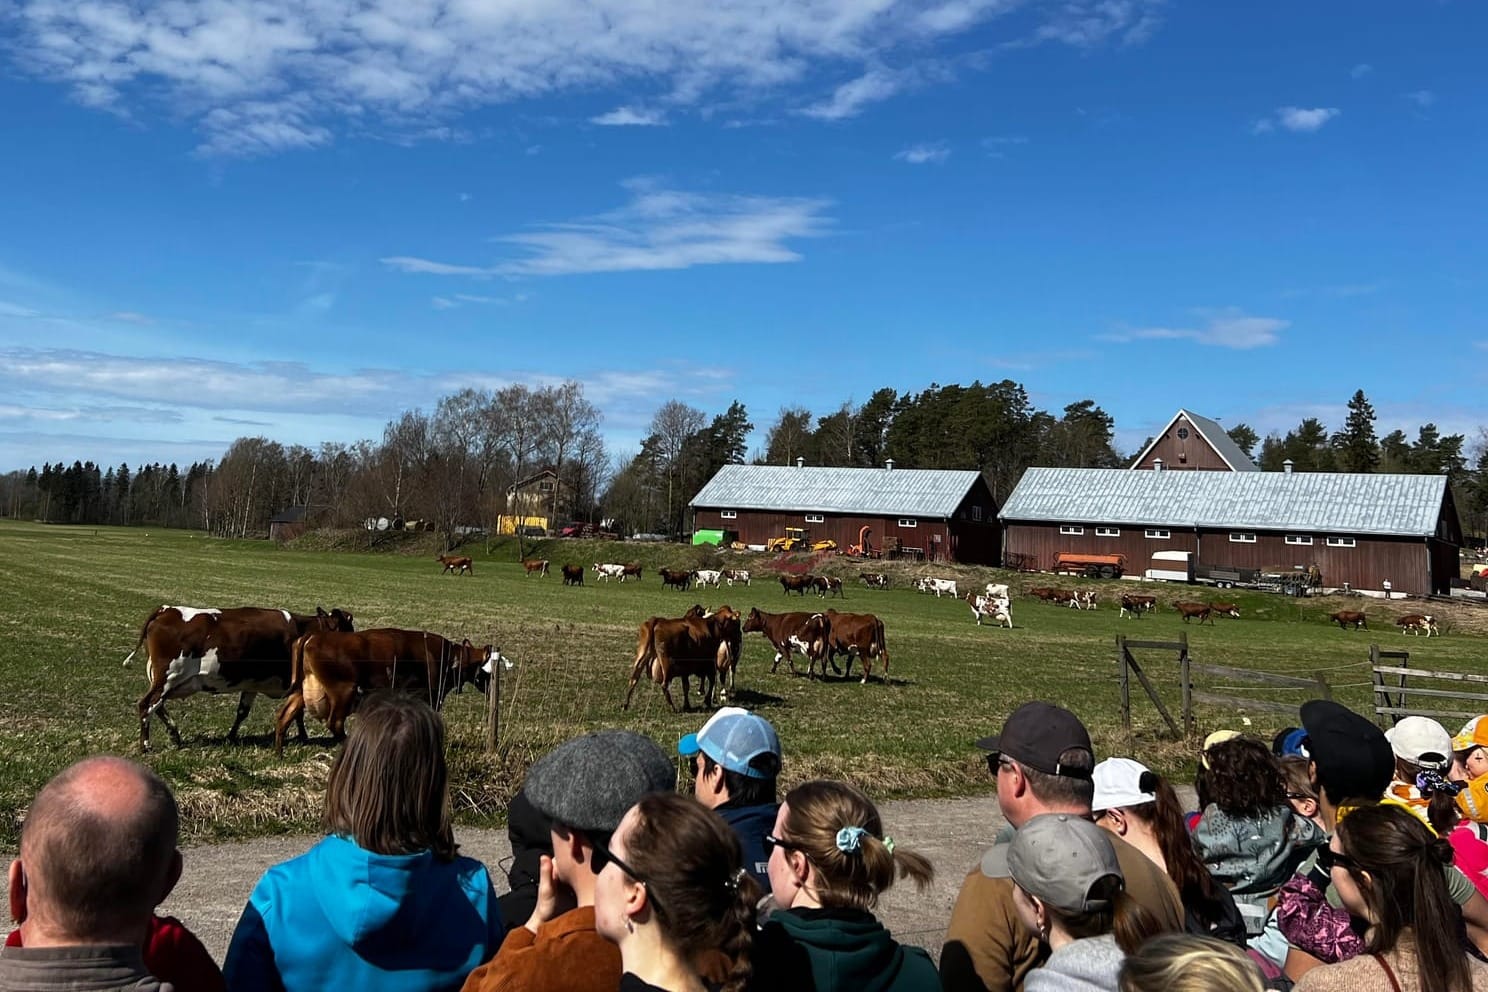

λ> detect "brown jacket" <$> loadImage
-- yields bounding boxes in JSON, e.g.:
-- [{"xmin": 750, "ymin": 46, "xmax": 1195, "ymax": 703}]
[
  {"xmin": 940, "ymin": 831, "xmax": 1184, "ymax": 992},
  {"xmin": 460, "ymin": 907, "xmax": 620, "ymax": 992}
]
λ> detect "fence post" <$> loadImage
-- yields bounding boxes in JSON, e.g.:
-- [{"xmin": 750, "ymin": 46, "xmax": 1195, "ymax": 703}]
[
  {"xmin": 1117, "ymin": 635, "xmax": 1130, "ymax": 731},
  {"xmin": 485, "ymin": 647, "xmax": 502, "ymax": 752},
  {"xmin": 1179, "ymin": 632, "xmax": 1192, "ymax": 738}
]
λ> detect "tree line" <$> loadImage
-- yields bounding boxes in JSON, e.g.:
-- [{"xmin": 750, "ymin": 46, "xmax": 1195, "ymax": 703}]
[{"xmin": 2, "ymin": 383, "xmax": 1485, "ymax": 541}]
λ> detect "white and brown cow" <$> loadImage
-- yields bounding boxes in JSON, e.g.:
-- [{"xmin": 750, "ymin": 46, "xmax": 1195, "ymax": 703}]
[
  {"xmin": 743, "ymin": 608, "xmax": 830, "ymax": 677},
  {"xmin": 694, "ymin": 569, "xmax": 724, "ymax": 588},
  {"xmin": 129, "ymin": 604, "xmax": 355, "ymax": 750},
  {"xmin": 1396, "ymin": 614, "xmax": 1439, "ymax": 636},
  {"xmin": 721, "ymin": 568, "xmax": 751, "ymax": 587},
  {"xmin": 967, "ymin": 593, "xmax": 1013, "ymax": 628}
]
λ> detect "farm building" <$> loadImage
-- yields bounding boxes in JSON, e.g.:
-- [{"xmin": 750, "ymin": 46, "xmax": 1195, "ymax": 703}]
[
  {"xmin": 1130, "ymin": 409, "xmax": 1258, "ymax": 472},
  {"xmin": 1000, "ymin": 466, "xmax": 1461, "ymax": 596},
  {"xmin": 690, "ymin": 463, "xmax": 1001, "ymax": 564},
  {"xmin": 268, "ymin": 505, "xmax": 309, "ymax": 542},
  {"xmin": 498, "ymin": 468, "xmax": 575, "ymax": 536}
]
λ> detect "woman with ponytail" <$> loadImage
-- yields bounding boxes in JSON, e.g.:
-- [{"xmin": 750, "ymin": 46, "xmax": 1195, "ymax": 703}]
[
  {"xmin": 1092, "ymin": 758, "xmax": 1246, "ymax": 946},
  {"xmin": 1295, "ymin": 803, "xmax": 1488, "ymax": 992},
  {"xmin": 1416, "ymin": 770, "xmax": 1488, "ymax": 901},
  {"xmin": 752, "ymin": 779, "xmax": 938, "ymax": 992},
  {"xmin": 593, "ymin": 793, "xmax": 759, "ymax": 992},
  {"xmin": 982, "ymin": 812, "xmax": 1164, "ymax": 991}
]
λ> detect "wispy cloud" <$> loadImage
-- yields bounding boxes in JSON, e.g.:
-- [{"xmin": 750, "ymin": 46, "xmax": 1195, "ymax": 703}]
[
  {"xmin": 213, "ymin": 415, "xmax": 275, "ymax": 427},
  {"xmin": 1253, "ymin": 106, "xmax": 1340, "ymax": 134},
  {"xmin": 107, "ymin": 311, "xmax": 155, "ymax": 325},
  {"xmin": 383, "ymin": 180, "xmax": 833, "ymax": 278},
  {"xmin": 1099, "ymin": 309, "xmax": 1290, "ymax": 350},
  {"xmin": 431, "ymin": 297, "xmax": 460, "ymax": 310},
  {"xmin": 431, "ymin": 293, "xmax": 510, "ymax": 310},
  {"xmin": 1351, "ymin": 63, "xmax": 1373, "ymax": 80},
  {"xmin": 894, "ymin": 142, "xmax": 950, "ymax": 164},
  {"xmin": 1404, "ymin": 89, "xmax": 1435, "ymax": 108},
  {"xmin": 1024, "ymin": 0, "xmax": 1165, "ymax": 48},
  {"xmin": 800, "ymin": 68, "xmax": 911, "ymax": 121},
  {"xmin": 591, "ymin": 106, "xmax": 667, "ymax": 126},
  {"xmin": 0, "ymin": 402, "xmax": 184, "ymax": 424}
]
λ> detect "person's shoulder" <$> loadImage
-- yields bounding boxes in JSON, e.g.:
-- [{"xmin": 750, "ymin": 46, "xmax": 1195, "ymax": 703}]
[{"xmin": 1293, "ymin": 956, "xmax": 1379, "ymax": 991}]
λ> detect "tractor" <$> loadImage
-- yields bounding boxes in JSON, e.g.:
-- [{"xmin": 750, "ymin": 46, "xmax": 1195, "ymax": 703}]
[{"xmin": 767, "ymin": 527, "xmax": 809, "ymax": 552}]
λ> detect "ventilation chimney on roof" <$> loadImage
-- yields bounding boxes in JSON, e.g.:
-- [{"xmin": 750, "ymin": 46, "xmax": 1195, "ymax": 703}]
[
  {"xmin": 796, "ymin": 456, "xmax": 804, "ymax": 469},
  {"xmin": 1283, "ymin": 459, "xmax": 1294, "ymax": 474},
  {"xmin": 885, "ymin": 458, "xmax": 895, "ymax": 471},
  {"xmin": 1153, "ymin": 458, "xmax": 1164, "ymax": 472}
]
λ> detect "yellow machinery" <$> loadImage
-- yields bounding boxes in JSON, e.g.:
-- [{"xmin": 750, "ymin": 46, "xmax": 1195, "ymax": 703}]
[
  {"xmin": 767, "ymin": 527, "xmax": 809, "ymax": 552},
  {"xmin": 812, "ymin": 539, "xmax": 838, "ymax": 552}
]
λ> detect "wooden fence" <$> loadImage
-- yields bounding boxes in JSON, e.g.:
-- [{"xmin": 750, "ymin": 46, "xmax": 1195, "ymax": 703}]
[{"xmin": 1370, "ymin": 646, "xmax": 1488, "ymax": 728}]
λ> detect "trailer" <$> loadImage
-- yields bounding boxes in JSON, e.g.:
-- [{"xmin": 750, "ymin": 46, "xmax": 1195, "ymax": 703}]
[{"xmin": 1054, "ymin": 552, "xmax": 1127, "ymax": 580}]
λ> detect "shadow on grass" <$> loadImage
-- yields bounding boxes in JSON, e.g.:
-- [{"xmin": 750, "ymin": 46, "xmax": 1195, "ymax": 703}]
[{"xmin": 726, "ymin": 687, "xmax": 787, "ymax": 708}]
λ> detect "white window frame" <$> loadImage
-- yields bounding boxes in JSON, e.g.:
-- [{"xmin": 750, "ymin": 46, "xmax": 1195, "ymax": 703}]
[
  {"xmin": 1144, "ymin": 528, "xmax": 1170, "ymax": 540},
  {"xmin": 971, "ymin": 506, "xmax": 983, "ymax": 522},
  {"xmin": 804, "ymin": 513, "xmax": 824, "ymax": 524},
  {"xmin": 1285, "ymin": 534, "xmax": 1313, "ymax": 546},
  {"xmin": 1095, "ymin": 526, "xmax": 1120, "ymax": 537},
  {"xmin": 1059, "ymin": 525, "xmax": 1084, "ymax": 536},
  {"xmin": 1326, "ymin": 536, "xmax": 1356, "ymax": 548},
  {"xmin": 720, "ymin": 510, "xmax": 737, "ymax": 520},
  {"xmin": 1229, "ymin": 532, "xmax": 1257, "ymax": 543},
  {"xmin": 898, "ymin": 518, "xmax": 918, "ymax": 528}
]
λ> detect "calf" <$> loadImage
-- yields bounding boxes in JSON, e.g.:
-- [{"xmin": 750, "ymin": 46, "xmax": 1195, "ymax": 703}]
[
  {"xmin": 859, "ymin": 572, "xmax": 889, "ymax": 589},
  {"xmin": 1209, "ymin": 602, "xmax": 1241, "ymax": 619},
  {"xmin": 721, "ymin": 568, "xmax": 751, "ymax": 587},
  {"xmin": 966, "ymin": 593, "xmax": 1013, "ymax": 628},
  {"xmin": 985, "ymin": 582, "xmax": 1010, "ymax": 600},
  {"xmin": 821, "ymin": 610, "xmax": 889, "ymax": 684},
  {"xmin": 1395, "ymin": 614, "xmax": 1439, "ymax": 637},
  {"xmin": 522, "ymin": 558, "xmax": 550, "ymax": 578},
  {"xmin": 437, "ymin": 554, "xmax": 473, "ymax": 576},
  {"xmin": 743, "ymin": 608, "xmax": 829, "ymax": 676},
  {"xmin": 594, "ymin": 562, "xmax": 627, "ymax": 581},
  {"xmin": 1328, "ymin": 610, "xmax": 1368, "ymax": 631},
  {"xmin": 780, "ymin": 573, "xmax": 813, "ymax": 596},
  {"xmin": 1174, "ymin": 602, "xmax": 1214, "ymax": 625},
  {"xmin": 921, "ymin": 577, "xmax": 959, "ymax": 598},
  {"xmin": 694, "ymin": 569, "xmax": 723, "ymax": 588},
  {"xmin": 561, "ymin": 563, "xmax": 585, "ymax": 586},
  {"xmin": 659, "ymin": 567, "xmax": 695, "ymax": 591}
]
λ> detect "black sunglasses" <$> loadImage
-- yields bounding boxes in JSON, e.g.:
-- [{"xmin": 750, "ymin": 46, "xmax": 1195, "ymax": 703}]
[
  {"xmin": 1315, "ymin": 846, "xmax": 1359, "ymax": 873},
  {"xmin": 764, "ymin": 834, "xmax": 802, "ymax": 857},
  {"xmin": 590, "ymin": 839, "xmax": 647, "ymax": 886}
]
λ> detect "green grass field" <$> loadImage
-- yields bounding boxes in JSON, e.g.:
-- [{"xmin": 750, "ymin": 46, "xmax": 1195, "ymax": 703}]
[{"xmin": 2, "ymin": 518, "xmax": 1484, "ymax": 850}]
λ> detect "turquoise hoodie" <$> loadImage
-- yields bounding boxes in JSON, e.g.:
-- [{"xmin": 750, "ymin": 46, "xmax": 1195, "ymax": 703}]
[
  {"xmin": 223, "ymin": 834, "xmax": 503, "ymax": 992},
  {"xmin": 753, "ymin": 908, "xmax": 939, "ymax": 992}
]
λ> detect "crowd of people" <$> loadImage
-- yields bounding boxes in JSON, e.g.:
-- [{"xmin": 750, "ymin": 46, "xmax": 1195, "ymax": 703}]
[{"xmin": 6, "ymin": 693, "xmax": 1488, "ymax": 992}]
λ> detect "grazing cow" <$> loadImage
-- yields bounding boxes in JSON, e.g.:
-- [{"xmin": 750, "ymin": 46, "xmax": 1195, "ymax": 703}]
[
  {"xmin": 274, "ymin": 628, "xmax": 499, "ymax": 751},
  {"xmin": 985, "ymin": 583, "xmax": 1010, "ymax": 600},
  {"xmin": 721, "ymin": 568, "xmax": 751, "ymax": 587},
  {"xmin": 1209, "ymin": 602, "xmax": 1241, "ymax": 619},
  {"xmin": 130, "ymin": 605, "xmax": 355, "ymax": 751},
  {"xmin": 743, "ymin": 608, "xmax": 830, "ymax": 676},
  {"xmin": 860, "ymin": 572, "xmax": 889, "ymax": 589},
  {"xmin": 522, "ymin": 558, "xmax": 550, "ymax": 578},
  {"xmin": 437, "ymin": 554, "xmax": 473, "ymax": 576},
  {"xmin": 920, "ymin": 577, "xmax": 959, "ymax": 598},
  {"xmin": 593, "ymin": 562, "xmax": 627, "ymax": 581},
  {"xmin": 821, "ymin": 610, "xmax": 889, "ymax": 684},
  {"xmin": 780, "ymin": 573, "xmax": 814, "ymax": 596},
  {"xmin": 561, "ymin": 563, "xmax": 585, "ymax": 586},
  {"xmin": 1328, "ymin": 610, "xmax": 1368, "ymax": 631},
  {"xmin": 694, "ymin": 569, "xmax": 723, "ymax": 589},
  {"xmin": 623, "ymin": 607, "xmax": 742, "ymax": 711},
  {"xmin": 1174, "ymin": 602, "xmax": 1214, "ymax": 625},
  {"xmin": 1395, "ymin": 614, "xmax": 1439, "ymax": 636},
  {"xmin": 660, "ymin": 567, "xmax": 695, "ymax": 591},
  {"xmin": 621, "ymin": 562, "xmax": 644, "ymax": 582},
  {"xmin": 967, "ymin": 593, "xmax": 1013, "ymax": 628}
]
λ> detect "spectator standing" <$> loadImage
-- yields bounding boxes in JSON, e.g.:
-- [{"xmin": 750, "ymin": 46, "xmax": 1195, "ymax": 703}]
[
  {"xmin": 593, "ymin": 793, "xmax": 759, "ymax": 992},
  {"xmin": 224, "ymin": 693, "xmax": 503, "ymax": 992},
  {"xmin": 1, "ymin": 756, "xmax": 187, "ymax": 992},
  {"xmin": 678, "ymin": 707, "xmax": 782, "ymax": 888},
  {"xmin": 751, "ymin": 779, "xmax": 937, "ymax": 992},
  {"xmin": 1118, "ymin": 934, "xmax": 1265, "ymax": 992},
  {"xmin": 462, "ymin": 729, "xmax": 675, "ymax": 992},
  {"xmin": 980, "ymin": 813, "xmax": 1162, "ymax": 992},
  {"xmin": 942, "ymin": 703, "xmax": 1183, "ymax": 992}
]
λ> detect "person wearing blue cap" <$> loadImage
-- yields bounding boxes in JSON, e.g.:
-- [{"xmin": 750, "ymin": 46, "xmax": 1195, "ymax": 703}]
[{"xmin": 679, "ymin": 707, "xmax": 782, "ymax": 888}]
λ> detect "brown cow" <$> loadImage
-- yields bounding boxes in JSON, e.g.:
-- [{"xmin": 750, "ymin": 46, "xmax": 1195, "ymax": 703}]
[
  {"xmin": 621, "ymin": 562, "xmax": 644, "ymax": 581},
  {"xmin": 437, "ymin": 554, "xmax": 473, "ymax": 576},
  {"xmin": 561, "ymin": 563, "xmax": 584, "ymax": 586},
  {"xmin": 1174, "ymin": 602, "xmax": 1214, "ymax": 625},
  {"xmin": 1029, "ymin": 587, "xmax": 1058, "ymax": 600},
  {"xmin": 743, "ymin": 608, "xmax": 830, "ymax": 676},
  {"xmin": 623, "ymin": 608, "xmax": 741, "ymax": 711},
  {"xmin": 659, "ymin": 567, "xmax": 695, "ymax": 591},
  {"xmin": 522, "ymin": 558, "xmax": 550, "ymax": 578},
  {"xmin": 780, "ymin": 573, "xmax": 813, "ymax": 596},
  {"xmin": 129, "ymin": 605, "xmax": 355, "ymax": 750},
  {"xmin": 859, "ymin": 572, "xmax": 889, "ymax": 589},
  {"xmin": 1395, "ymin": 613, "xmax": 1438, "ymax": 636},
  {"xmin": 274, "ymin": 628, "xmax": 498, "ymax": 752},
  {"xmin": 1209, "ymin": 602, "xmax": 1241, "ymax": 619},
  {"xmin": 1328, "ymin": 610, "xmax": 1368, "ymax": 630},
  {"xmin": 816, "ymin": 576, "xmax": 845, "ymax": 598},
  {"xmin": 821, "ymin": 609, "xmax": 889, "ymax": 684}
]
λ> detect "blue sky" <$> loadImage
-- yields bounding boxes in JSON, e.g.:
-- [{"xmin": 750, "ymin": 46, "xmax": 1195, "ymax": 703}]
[{"xmin": 2, "ymin": 0, "xmax": 1485, "ymax": 472}]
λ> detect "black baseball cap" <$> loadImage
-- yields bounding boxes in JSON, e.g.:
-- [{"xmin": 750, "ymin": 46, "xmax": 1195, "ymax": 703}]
[
  {"xmin": 1300, "ymin": 700, "xmax": 1392, "ymax": 804},
  {"xmin": 977, "ymin": 702, "xmax": 1094, "ymax": 778}
]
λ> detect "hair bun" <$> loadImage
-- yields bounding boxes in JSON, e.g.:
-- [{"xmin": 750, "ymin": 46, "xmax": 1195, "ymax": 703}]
[
  {"xmin": 1138, "ymin": 771, "xmax": 1160, "ymax": 793},
  {"xmin": 1428, "ymin": 837, "xmax": 1456, "ymax": 866}
]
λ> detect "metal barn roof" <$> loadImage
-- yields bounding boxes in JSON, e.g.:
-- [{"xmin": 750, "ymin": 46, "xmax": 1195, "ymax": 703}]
[
  {"xmin": 691, "ymin": 465, "xmax": 984, "ymax": 518},
  {"xmin": 1129, "ymin": 409, "xmax": 1259, "ymax": 472},
  {"xmin": 1000, "ymin": 468, "xmax": 1448, "ymax": 537}
]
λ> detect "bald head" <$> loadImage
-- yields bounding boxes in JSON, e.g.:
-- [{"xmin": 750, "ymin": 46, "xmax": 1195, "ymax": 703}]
[{"xmin": 16, "ymin": 756, "xmax": 179, "ymax": 943}]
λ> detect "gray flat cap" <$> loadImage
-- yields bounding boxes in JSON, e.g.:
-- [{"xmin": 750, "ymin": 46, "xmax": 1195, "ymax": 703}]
[{"xmin": 523, "ymin": 730, "xmax": 675, "ymax": 834}]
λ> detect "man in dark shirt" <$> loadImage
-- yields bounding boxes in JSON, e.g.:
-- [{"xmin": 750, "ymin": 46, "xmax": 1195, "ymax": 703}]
[{"xmin": 679, "ymin": 707, "xmax": 782, "ymax": 888}]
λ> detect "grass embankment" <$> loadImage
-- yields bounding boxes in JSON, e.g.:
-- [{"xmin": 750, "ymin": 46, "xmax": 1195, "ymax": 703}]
[{"xmin": 1, "ymin": 518, "xmax": 1484, "ymax": 850}]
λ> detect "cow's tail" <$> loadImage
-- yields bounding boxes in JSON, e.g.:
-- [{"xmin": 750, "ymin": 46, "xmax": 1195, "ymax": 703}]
[
  {"xmin": 874, "ymin": 618, "xmax": 888, "ymax": 673},
  {"xmin": 289, "ymin": 633, "xmax": 310, "ymax": 692},
  {"xmin": 125, "ymin": 605, "xmax": 169, "ymax": 667}
]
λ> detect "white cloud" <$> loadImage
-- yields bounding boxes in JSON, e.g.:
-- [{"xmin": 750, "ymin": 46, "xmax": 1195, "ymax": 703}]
[
  {"xmin": 800, "ymin": 68, "xmax": 909, "ymax": 121},
  {"xmin": 591, "ymin": 106, "xmax": 667, "ymax": 126},
  {"xmin": 1100, "ymin": 309, "xmax": 1289, "ymax": 350},
  {"xmin": 431, "ymin": 296, "xmax": 459, "ymax": 310},
  {"xmin": 431, "ymin": 293, "xmax": 509, "ymax": 309},
  {"xmin": 894, "ymin": 142, "xmax": 950, "ymax": 164},
  {"xmin": 107, "ymin": 311, "xmax": 156, "ymax": 325},
  {"xmin": 1276, "ymin": 107, "xmax": 1340, "ymax": 133},
  {"xmin": 1351, "ymin": 63, "xmax": 1373, "ymax": 79},
  {"xmin": 5, "ymin": 0, "xmax": 1164, "ymax": 154},
  {"xmin": 383, "ymin": 180, "xmax": 833, "ymax": 278},
  {"xmin": 1404, "ymin": 89, "xmax": 1435, "ymax": 108}
]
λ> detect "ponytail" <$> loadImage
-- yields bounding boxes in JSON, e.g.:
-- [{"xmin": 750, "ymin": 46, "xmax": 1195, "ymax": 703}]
[
  {"xmin": 1049, "ymin": 876, "xmax": 1163, "ymax": 955},
  {"xmin": 717, "ymin": 872, "xmax": 760, "ymax": 992},
  {"xmin": 1405, "ymin": 837, "xmax": 1469, "ymax": 992},
  {"xmin": 1111, "ymin": 889, "xmax": 1164, "ymax": 956}
]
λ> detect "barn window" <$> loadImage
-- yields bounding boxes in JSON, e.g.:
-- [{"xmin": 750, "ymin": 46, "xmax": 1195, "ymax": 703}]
[
  {"xmin": 1096, "ymin": 526, "xmax": 1120, "ymax": 537},
  {"xmin": 1144, "ymin": 528, "xmax": 1170, "ymax": 539},
  {"xmin": 971, "ymin": 505, "xmax": 983, "ymax": 522},
  {"xmin": 1326, "ymin": 536, "xmax": 1356, "ymax": 548},
  {"xmin": 1229, "ymin": 532, "xmax": 1257, "ymax": 543},
  {"xmin": 1059, "ymin": 525, "xmax": 1084, "ymax": 536},
  {"xmin": 899, "ymin": 518, "xmax": 918, "ymax": 528},
  {"xmin": 804, "ymin": 513, "xmax": 824, "ymax": 523},
  {"xmin": 1286, "ymin": 534, "xmax": 1313, "ymax": 546},
  {"xmin": 538, "ymin": 481, "xmax": 554, "ymax": 493},
  {"xmin": 720, "ymin": 510, "xmax": 737, "ymax": 519}
]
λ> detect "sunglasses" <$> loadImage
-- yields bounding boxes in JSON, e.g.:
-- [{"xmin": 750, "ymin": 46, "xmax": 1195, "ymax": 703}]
[
  {"xmin": 1315, "ymin": 846, "xmax": 1359, "ymax": 873},
  {"xmin": 590, "ymin": 839, "xmax": 647, "ymax": 887},
  {"xmin": 764, "ymin": 834, "xmax": 802, "ymax": 857},
  {"xmin": 985, "ymin": 753, "xmax": 1015, "ymax": 777}
]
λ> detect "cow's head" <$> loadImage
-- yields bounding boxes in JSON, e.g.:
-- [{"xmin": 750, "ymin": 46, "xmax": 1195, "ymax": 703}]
[
  {"xmin": 743, "ymin": 608, "xmax": 765, "ymax": 633},
  {"xmin": 316, "ymin": 606, "xmax": 356, "ymax": 631},
  {"xmin": 451, "ymin": 639, "xmax": 502, "ymax": 694},
  {"xmin": 684, "ymin": 604, "xmax": 706, "ymax": 619}
]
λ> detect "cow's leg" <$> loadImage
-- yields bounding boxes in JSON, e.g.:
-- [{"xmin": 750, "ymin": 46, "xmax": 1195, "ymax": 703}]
[
  {"xmin": 274, "ymin": 692, "xmax": 305, "ymax": 755},
  {"xmin": 152, "ymin": 701, "xmax": 184, "ymax": 748},
  {"xmin": 660, "ymin": 677, "xmax": 680, "ymax": 713},
  {"xmin": 227, "ymin": 692, "xmax": 256, "ymax": 743}
]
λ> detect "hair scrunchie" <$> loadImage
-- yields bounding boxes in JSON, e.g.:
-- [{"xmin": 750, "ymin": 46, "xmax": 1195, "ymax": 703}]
[
  {"xmin": 883, "ymin": 835, "xmax": 896, "ymax": 855},
  {"xmin": 725, "ymin": 867, "xmax": 748, "ymax": 892},
  {"xmin": 836, "ymin": 826, "xmax": 867, "ymax": 854},
  {"xmin": 1427, "ymin": 837, "xmax": 1456, "ymax": 866},
  {"xmin": 1417, "ymin": 770, "xmax": 1465, "ymax": 797}
]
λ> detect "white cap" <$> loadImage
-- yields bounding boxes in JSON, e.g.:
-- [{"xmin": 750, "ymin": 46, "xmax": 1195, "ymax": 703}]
[
  {"xmin": 1385, "ymin": 716, "xmax": 1451, "ymax": 770},
  {"xmin": 1091, "ymin": 757, "xmax": 1157, "ymax": 812}
]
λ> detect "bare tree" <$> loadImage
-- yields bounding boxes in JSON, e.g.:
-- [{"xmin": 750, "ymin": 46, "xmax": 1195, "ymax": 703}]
[
  {"xmin": 540, "ymin": 381, "xmax": 601, "ymax": 525},
  {"xmin": 380, "ymin": 410, "xmax": 434, "ymax": 516},
  {"xmin": 650, "ymin": 400, "xmax": 706, "ymax": 535},
  {"xmin": 490, "ymin": 385, "xmax": 555, "ymax": 554}
]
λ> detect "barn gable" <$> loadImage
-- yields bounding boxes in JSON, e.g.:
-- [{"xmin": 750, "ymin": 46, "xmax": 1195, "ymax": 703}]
[
  {"xmin": 691, "ymin": 464, "xmax": 984, "ymax": 518},
  {"xmin": 1130, "ymin": 409, "xmax": 1258, "ymax": 472}
]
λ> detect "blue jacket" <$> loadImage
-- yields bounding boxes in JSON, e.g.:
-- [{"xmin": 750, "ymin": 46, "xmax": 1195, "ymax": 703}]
[
  {"xmin": 223, "ymin": 834, "xmax": 503, "ymax": 992},
  {"xmin": 717, "ymin": 801, "xmax": 778, "ymax": 890}
]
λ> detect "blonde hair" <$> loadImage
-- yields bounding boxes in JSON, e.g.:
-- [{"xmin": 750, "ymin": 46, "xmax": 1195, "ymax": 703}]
[
  {"xmin": 1119, "ymin": 934, "xmax": 1265, "ymax": 992},
  {"xmin": 780, "ymin": 780, "xmax": 932, "ymax": 910}
]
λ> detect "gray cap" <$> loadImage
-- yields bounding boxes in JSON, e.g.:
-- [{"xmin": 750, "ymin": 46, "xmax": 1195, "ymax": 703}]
[
  {"xmin": 523, "ymin": 730, "xmax": 675, "ymax": 834},
  {"xmin": 980, "ymin": 812, "xmax": 1123, "ymax": 914}
]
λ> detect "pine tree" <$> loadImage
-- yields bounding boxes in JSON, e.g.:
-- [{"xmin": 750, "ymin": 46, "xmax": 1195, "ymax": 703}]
[{"xmin": 1332, "ymin": 390, "xmax": 1380, "ymax": 472}]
